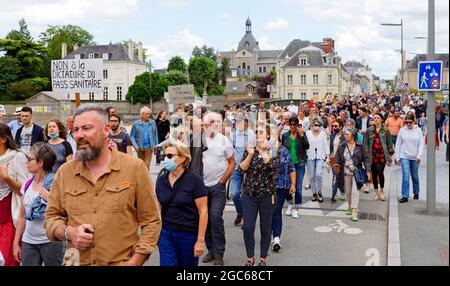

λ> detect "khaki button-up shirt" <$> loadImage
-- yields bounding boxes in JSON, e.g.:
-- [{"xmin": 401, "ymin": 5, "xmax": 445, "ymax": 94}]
[{"xmin": 45, "ymin": 150, "xmax": 161, "ymax": 266}]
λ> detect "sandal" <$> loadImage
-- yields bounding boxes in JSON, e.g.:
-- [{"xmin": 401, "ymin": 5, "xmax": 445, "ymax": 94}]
[
  {"xmin": 258, "ymin": 259, "xmax": 267, "ymax": 266},
  {"xmin": 245, "ymin": 258, "xmax": 255, "ymax": 266}
]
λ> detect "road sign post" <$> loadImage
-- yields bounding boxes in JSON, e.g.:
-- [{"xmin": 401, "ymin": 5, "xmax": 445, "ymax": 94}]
[{"xmin": 424, "ymin": 0, "xmax": 436, "ymax": 214}]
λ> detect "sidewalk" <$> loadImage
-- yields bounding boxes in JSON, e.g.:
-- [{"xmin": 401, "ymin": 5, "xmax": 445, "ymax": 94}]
[{"xmin": 388, "ymin": 145, "xmax": 449, "ymax": 266}]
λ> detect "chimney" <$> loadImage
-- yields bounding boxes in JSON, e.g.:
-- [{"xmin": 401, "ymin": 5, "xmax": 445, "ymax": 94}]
[
  {"xmin": 321, "ymin": 38, "xmax": 335, "ymax": 54},
  {"xmin": 73, "ymin": 43, "xmax": 79, "ymax": 51},
  {"xmin": 138, "ymin": 41, "xmax": 143, "ymax": 62},
  {"xmin": 128, "ymin": 39, "xmax": 133, "ymax": 61},
  {"xmin": 61, "ymin": 42, "xmax": 67, "ymax": 59}
]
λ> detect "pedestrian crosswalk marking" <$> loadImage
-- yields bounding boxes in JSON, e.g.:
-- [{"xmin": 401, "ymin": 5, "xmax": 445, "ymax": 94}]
[
  {"xmin": 299, "ymin": 201, "xmax": 325, "ymax": 217},
  {"xmin": 326, "ymin": 202, "xmax": 350, "ymax": 218}
]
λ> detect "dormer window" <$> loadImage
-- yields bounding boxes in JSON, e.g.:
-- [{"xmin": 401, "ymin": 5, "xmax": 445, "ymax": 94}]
[
  {"xmin": 245, "ymin": 42, "xmax": 249, "ymax": 50},
  {"xmin": 89, "ymin": 53, "xmax": 95, "ymax": 59},
  {"xmin": 299, "ymin": 57, "xmax": 308, "ymax": 66}
]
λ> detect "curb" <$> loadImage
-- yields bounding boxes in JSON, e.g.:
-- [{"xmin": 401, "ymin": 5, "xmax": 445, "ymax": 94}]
[{"xmin": 387, "ymin": 167, "xmax": 402, "ymax": 266}]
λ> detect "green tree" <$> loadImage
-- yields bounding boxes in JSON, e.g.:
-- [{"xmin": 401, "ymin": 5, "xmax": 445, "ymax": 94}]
[
  {"xmin": 126, "ymin": 72, "xmax": 170, "ymax": 104},
  {"xmin": 0, "ymin": 56, "xmax": 21, "ymax": 94},
  {"xmin": 188, "ymin": 56, "xmax": 216, "ymax": 95},
  {"xmin": 207, "ymin": 83, "xmax": 224, "ymax": 96},
  {"xmin": 167, "ymin": 56, "xmax": 187, "ymax": 73},
  {"xmin": 6, "ymin": 81, "xmax": 37, "ymax": 100},
  {"xmin": 39, "ymin": 25, "xmax": 94, "ymax": 60},
  {"xmin": 0, "ymin": 39, "xmax": 48, "ymax": 79},
  {"xmin": 219, "ymin": 58, "xmax": 230, "ymax": 87},
  {"xmin": 6, "ymin": 19, "xmax": 33, "ymax": 41},
  {"xmin": 120, "ymin": 40, "xmax": 148, "ymax": 62},
  {"xmin": 165, "ymin": 70, "xmax": 189, "ymax": 86},
  {"xmin": 27, "ymin": 77, "xmax": 50, "ymax": 92},
  {"xmin": 192, "ymin": 45, "xmax": 216, "ymax": 61}
]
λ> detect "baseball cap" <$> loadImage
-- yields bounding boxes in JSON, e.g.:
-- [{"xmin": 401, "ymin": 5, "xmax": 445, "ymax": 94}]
[{"xmin": 14, "ymin": 107, "xmax": 23, "ymax": 115}]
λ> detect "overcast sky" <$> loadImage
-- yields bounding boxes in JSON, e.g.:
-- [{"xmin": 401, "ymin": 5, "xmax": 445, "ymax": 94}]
[{"xmin": 0, "ymin": 0, "xmax": 448, "ymax": 80}]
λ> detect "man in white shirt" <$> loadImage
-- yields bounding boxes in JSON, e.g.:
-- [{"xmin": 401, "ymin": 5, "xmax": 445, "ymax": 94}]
[
  {"xmin": 200, "ymin": 112, "xmax": 235, "ymax": 266},
  {"xmin": 287, "ymin": 101, "xmax": 299, "ymax": 115}
]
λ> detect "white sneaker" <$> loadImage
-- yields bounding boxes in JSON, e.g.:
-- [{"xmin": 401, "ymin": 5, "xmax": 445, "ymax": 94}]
[
  {"xmin": 272, "ymin": 237, "xmax": 281, "ymax": 252},
  {"xmin": 285, "ymin": 204, "xmax": 293, "ymax": 216},
  {"xmin": 292, "ymin": 210, "xmax": 300, "ymax": 219}
]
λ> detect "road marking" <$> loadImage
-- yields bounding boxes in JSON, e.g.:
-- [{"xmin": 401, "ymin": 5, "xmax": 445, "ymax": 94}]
[
  {"xmin": 299, "ymin": 201, "xmax": 325, "ymax": 217},
  {"xmin": 314, "ymin": 220, "xmax": 362, "ymax": 235},
  {"xmin": 326, "ymin": 202, "xmax": 349, "ymax": 218},
  {"xmin": 365, "ymin": 248, "xmax": 381, "ymax": 266}
]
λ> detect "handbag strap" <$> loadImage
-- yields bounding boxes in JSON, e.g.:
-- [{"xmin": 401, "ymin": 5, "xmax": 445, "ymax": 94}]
[{"xmin": 346, "ymin": 144, "xmax": 359, "ymax": 169}]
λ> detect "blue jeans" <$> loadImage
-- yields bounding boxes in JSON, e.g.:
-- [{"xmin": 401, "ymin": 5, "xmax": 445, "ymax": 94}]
[
  {"xmin": 205, "ymin": 183, "xmax": 227, "ymax": 258},
  {"xmin": 229, "ymin": 170, "xmax": 244, "ymax": 216},
  {"xmin": 400, "ymin": 159, "xmax": 420, "ymax": 199},
  {"xmin": 272, "ymin": 189, "xmax": 289, "ymax": 238},
  {"xmin": 241, "ymin": 194, "xmax": 275, "ymax": 259},
  {"xmin": 286, "ymin": 163, "xmax": 305, "ymax": 208},
  {"xmin": 307, "ymin": 159, "xmax": 325, "ymax": 194},
  {"xmin": 158, "ymin": 227, "xmax": 198, "ymax": 267}
]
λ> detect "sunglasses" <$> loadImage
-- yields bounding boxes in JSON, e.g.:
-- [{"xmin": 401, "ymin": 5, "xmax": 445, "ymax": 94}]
[
  {"xmin": 405, "ymin": 121, "xmax": 413, "ymax": 124},
  {"xmin": 256, "ymin": 129, "xmax": 265, "ymax": 135},
  {"xmin": 164, "ymin": 153, "xmax": 179, "ymax": 159}
]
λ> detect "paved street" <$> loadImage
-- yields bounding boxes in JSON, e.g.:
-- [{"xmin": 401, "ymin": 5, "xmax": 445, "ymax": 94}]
[
  {"xmin": 145, "ymin": 154, "xmax": 392, "ymax": 266},
  {"xmin": 132, "ymin": 129, "xmax": 449, "ymax": 267}
]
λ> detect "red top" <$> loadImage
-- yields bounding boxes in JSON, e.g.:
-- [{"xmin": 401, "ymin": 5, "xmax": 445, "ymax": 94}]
[{"xmin": 0, "ymin": 192, "xmax": 13, "ymax": 224}]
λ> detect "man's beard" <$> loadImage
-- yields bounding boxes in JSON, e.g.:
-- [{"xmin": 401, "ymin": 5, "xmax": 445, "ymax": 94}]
[
  {"xmin": 111, "ymin": 126, "xmax": 119, "ymax": 132},
  {"xmin": 77, "ymin": 140, "xmax": 103, "ymax": 162}
]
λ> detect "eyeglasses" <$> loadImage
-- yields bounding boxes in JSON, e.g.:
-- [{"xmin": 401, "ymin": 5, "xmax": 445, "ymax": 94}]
[
  {"xmin": 256, "ymin": 129, "xmax": 265, "ymax": 135},
  {"xmin": 405, "ymin": 121, "xmax": 413, "ymax": 125},
  {"xmin": 164, "ymin": 153, "xmax": 179, "ymax": 159},
  {"xmin": 25, "ymin": 154, "xmax": 36, "ymax": 162},
  {"xmin": 332, "ymin": 125, "xmax": 339, "ymax": 128}
]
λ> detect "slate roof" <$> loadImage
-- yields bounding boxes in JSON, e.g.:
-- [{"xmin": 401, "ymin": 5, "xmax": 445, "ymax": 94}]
[
  {"xmin": 224, "ymin": 81, "xmax": 257, "ymax": 94},
  {"xmin": 406, "ymin": 53, "xmax": 449, "ymax": 69},
  {"xmin": 237, "ymin": 32, "xmax": 259, "ymax": 52},
  {"xmin": 259, "ymin": 50, "xmax": 283, "ymax": 59},
  {"xmin": 283, "ymin": 46, "xmax": 326, "ymax": 68},
  {"xmin": 64, "ymin": 44, "xmax": 142, "ymax": 62},
  {"xmin": 278, "ymin": 39, "xmax": 322, "ymax": 60}
]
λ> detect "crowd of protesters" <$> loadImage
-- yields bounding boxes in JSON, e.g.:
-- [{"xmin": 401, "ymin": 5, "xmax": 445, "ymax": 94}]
[{"xmin": 0, "ymin": 90, "xmax": 448, "ymax": 266}]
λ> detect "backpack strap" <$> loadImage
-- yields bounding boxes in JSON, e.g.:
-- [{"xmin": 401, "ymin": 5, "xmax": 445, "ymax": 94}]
[{"xmin": 24, "ymin": 177, "xmax": 35, "ymax": 194}]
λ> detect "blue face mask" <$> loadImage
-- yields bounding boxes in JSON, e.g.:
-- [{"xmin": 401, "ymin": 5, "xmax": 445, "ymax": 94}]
[
  {"xmin": 163, "ymin": 158, "xmax": 178, "ymax": 173},
  {"xmin": 48, "ymin": 132, "xmax": 60, "ymax": 140}
]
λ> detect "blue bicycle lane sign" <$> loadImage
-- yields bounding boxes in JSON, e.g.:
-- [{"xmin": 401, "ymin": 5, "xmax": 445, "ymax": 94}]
[{"xmin": 418, "ymin": 61, "xmax": 443, "ymax": 91}]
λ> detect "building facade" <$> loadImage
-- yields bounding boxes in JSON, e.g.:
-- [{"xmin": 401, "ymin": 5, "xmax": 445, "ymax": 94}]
[
  {"xmin": 216, "ymin": 18, "xmax": 283, "ymax": 79},
  {"xmin": 344, "ymin": 60, "xmax": 374, "ymax": 93},
  {"xmin": 62, "ymin": 40, "xmax": 148, "ymax": 101},
  {"xmin": 276, "ymin": 38, "xmax": 345, "ymax": 101}
]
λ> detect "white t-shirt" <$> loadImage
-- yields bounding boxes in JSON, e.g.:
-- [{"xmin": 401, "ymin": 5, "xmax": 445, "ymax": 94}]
[
  {"xmin": 21, "ymin": 180, "xmax": 50, "ymax": 244},
  {"xmin": 305, "ymin": 130, "xmax": 330, "ymax": 160},
  {"xmin": 287, "ymin": 105, "xmax": 299, "ymax": 115},
  {"xmin": 20, "ymin": 125, "xmax": 33, "ymax": 154},
  {"xmin": 202, "ymin": 133, "xmax": 234, "ymax": 187}
]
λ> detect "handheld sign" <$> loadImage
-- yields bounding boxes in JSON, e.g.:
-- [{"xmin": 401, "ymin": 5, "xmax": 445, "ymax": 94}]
[
  {"xmin": 52, "ymin": 59, "xmax": 103, "ymax": 93},
  {"xmin": 418, "ymin": 61, "xmax": 443, "ymax": 91}
]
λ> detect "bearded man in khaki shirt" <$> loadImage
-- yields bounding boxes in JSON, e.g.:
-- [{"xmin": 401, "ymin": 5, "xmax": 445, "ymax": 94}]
[{"xmin": 45, "ymin": 104, "xmax": 161, "ymax": 266}]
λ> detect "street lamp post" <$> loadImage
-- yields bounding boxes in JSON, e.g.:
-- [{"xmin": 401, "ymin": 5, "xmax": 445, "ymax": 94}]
[
  {"xmin": 149, "ymin": 59, "xmax": 153, "ymax": 110},
  {"xmin": 381, "ymin": 19, "xmax": 404, "ymax": 83}
]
